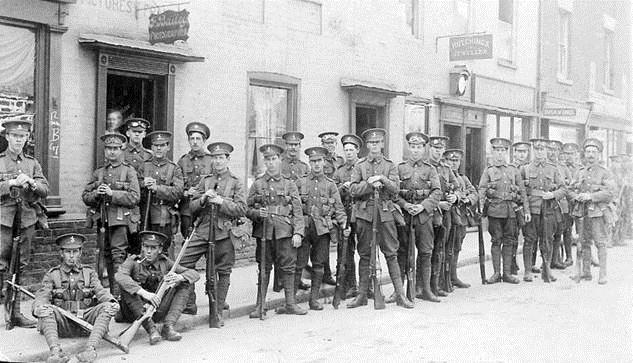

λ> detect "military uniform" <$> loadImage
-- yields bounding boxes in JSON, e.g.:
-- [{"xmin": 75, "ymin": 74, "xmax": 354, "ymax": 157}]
[
  {"xmin": 332, "ymin": 134, "xmax": 363, "ymax": 298},
  {"xmin": 116, "ymin": 231, "xmax": 199, "ymax": 343},
  {"xmin": 510, "ymin": 141, "xmax": 531, "ymax": 275},
  {"xmin": 0, "ymin": 119, "xmax": 49, "ymax": 328},
  {"xmin": 444, "ymin": 149, "xmax": 478, "ymax": 289},
  {"xmin": 281, "ymin": 154, "xmax": 310, "ymax": 182},
  {"xmin": 247, "ymin": 144, "xmax": 306, "ymax": 317},
  {"xmin": 347, "ymin": 128, "xmax": 413, "ymax": 309},
  {"xmin": 569, "ymin": 139, "xmax": 615, "ymax": 284},
  {"xmin": 177, "ymin": 122, "xmax": 213, "ymax": 239},
  {"xmin": 548, "ymin": 140, "xmax": 573, "ymax": 269},
  {"xmin": 140, "ymin": 131, "xmax": 184, "ymax": 256},
  {"xmin": 396, "ymin": 132, "xmax": 442, "ymax": 302},
  {"xmin": 32, "ymin": 234, "xmax": 118, "ymax": 363},
  {"xmin": 180, "ymin": 142, "xmax": 246, "ymax": 321},
  {"xmin": 426, "ymin": 136, "xmax": 460, "ymax": 295},
  {"xmin": 520, "ymin": 139, "xmax": 566, "ymax": 283},
  {"xmin": 297, "ymin": 147, "xmax": 347, "ymax": 310},
  {"xmin": 82, "ymin": 133, "xmax": 140, "ymax": 297},
  {"xmin": 479, "ymin": 138, "xmax": 528, "ymax": 284}
]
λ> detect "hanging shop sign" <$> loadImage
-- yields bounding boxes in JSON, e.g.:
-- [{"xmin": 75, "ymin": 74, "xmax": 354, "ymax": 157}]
[
  {"xmin": 543, "ymin": 108, "xmax": 577, "ymax": 117},
  {"xmin": 149, "ymin": 9, "xmax": 190, "ymax": 45},
  {"xmin": 449, "ymin": 34, "xmax": 493, "ymax": 61}
]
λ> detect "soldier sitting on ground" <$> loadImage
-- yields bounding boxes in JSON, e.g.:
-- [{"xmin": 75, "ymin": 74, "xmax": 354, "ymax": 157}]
[
  {"xmin": 32, "ymin": 233, "xmax": 119, "ymax": 363},
  {"xmin": 115, "ymin": 231, "xmax": 199, "ymax": 345}
]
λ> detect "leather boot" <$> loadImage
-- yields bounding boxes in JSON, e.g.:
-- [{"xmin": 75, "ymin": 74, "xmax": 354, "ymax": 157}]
[
  {"xmin": 143, "ymin": 319, "xmax": 161, "ymax": 345},
  {"xmin": 161, "ymin": 324, "xmax": 182, "ymax": 341},
  {"xmin": 283, "ymin": 274, "xmax": 307, "ymax": 315},
  {"xmin": 531, "ymin": 246, "xmax": 540, "ymax": 273},
  {"xmin": 522, "ymin": 244, "xmax": 533, "ymax": 282},
  {"xmin": 502, "ymin": 245, "xmax": 520, "ymax": 284},
  {"xmin": 309, "ymin": 268, "xmax": 324, "ymax": 310},
  {"xmin": 598, "ymin": 246, "xmax": 608, "ymax": 285},
  {"xmin": 487, "ymin": 245, "xmax": 502, "ymax": 284},
  {"xmin": 46, "ymin": 345, "xmax": 69, "ymax": 363},
  {"xmin": 249, "ymin": 270, "xmax": 270, "ymax": 319},
  {"xmin": 347, "ymin": 264, "xmax": 369, "ymax": 308},
  {"xmin": 511, "ymin": 243, "xmax": 519, "ymax": 275},
  {"xmin": 420, "ymin": 255, "xmax": 440, "ymax": 302},
  {"xmin": 582, "ymin": 246, "xmax": 592, "ymax": 280},
  {"xmin": 451, "ymin": 252, "xmax": 470, "ymax": 288},
  {"xmin": 86, "ymin": 309, "xmax": 112, "ymax": 348},
  {"xmin": 71, "ymin": 346, "xmax": 97, "ymax": 363},
  {"xmin": 322, "ymin": 263, "xmax": 336, "ymax": 286},
  {"xmin": 541, "ymin": 247, "xmax": 556, "ymax": 283},
  {"xmin": 387, "ymin": 258, "xmax": 413, "ymax": 309},
  {"xmin": 216, "ymin": 274, "xmax": 230, "ymax": 326},
  {"xmin": 182, "ymin": 287, "xmax": 197, "ymax": 315}
]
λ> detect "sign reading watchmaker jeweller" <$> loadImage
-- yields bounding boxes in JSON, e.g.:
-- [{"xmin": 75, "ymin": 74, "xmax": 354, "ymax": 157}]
[
  {"xmin": 449, "ymin": 34, "xmax": 493, "ymax": 61},
  {"xmin": 148, "ymin": 10, "xmax": 190, "ymax": 45}
]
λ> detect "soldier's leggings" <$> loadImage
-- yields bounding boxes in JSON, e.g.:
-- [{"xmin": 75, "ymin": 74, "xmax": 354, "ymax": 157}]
[
  {"xmin": 38, "ymin": 302, "xmax": 113, "ymax": 341},
  {"xmin": 580, "ymin": 216, "xmax": 608, "ymax": 250},
  {"xmin": 523, "ymin": 211, "xmax": 556, "ymax": 266},
  {"xmin": 356, "ymin": 216, "xmax": 399, "ymax": 294},
  {"xmin": 397, "ymin": 216, "xmax": 434, "ymax": 277},
  {"xmin": 0, "ymin": 225, "xmax": 35, "ymax": 272},
  {"xmin": 119, "ymin": 282, "xmax": 190, "ymax": 325},
  {"xmin": 181, "ymin": 235, "xmax": 235, "ymax": 275},
  {"xmin": 296, "ymin": 220, "xmax": 329, "ymax": 280},
  {"xmin": 343, "ymin": 223, "xmax": 358, "ymax": 289},
  {"xmin": 254, "ymin": 237, "xmax": 297, "ymax": 275}
]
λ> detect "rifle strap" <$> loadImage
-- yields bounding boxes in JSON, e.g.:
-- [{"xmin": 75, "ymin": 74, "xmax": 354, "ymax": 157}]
[{"xmin": 116, "ymin": 167, "xmax": 128, "ymax": 221}]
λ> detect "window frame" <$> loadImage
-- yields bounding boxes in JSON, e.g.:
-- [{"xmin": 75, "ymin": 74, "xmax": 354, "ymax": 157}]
[
  {"xmin": 603, "ymin": 28, "xmax": 615, "ymax": 93},
  {"xmin": 497, "ymin": 0, "xmax": 515, "ymax": 66},
  {"xmin": 557, "ymin": 10, "xmax": 571, "ymax": 82}
]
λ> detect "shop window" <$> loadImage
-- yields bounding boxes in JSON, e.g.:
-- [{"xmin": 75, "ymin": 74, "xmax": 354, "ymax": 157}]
[
  {"xmin": 603, "ymin": 29, "xmax": 615, "ymax": 92},
  {"xmin": 497, "ymin": 0, "xmax": 514, "ymax": 64},
  {"xmin": 499, "ymin": 116, "xmax": 512, "ymax": 140},
  {"xmin": 400, "ymin": 0, "xmax": 421, "ymax": 38},
  {"xmin": 247, "ymin": 73, "xmax": 299, "ymax": 187},
  {"xmin": 549, "ymin": 123, "xmax": 579, "ymax": 144},
  {"xmin": 558, "ymin": 10, "xmax": 571, "ymax": 81},
  {"xmin": 0, "ymin": 24, "xmax": 36, "ymax": 154}
]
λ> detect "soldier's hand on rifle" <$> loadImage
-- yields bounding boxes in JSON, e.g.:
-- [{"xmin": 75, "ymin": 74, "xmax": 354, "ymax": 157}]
[
  {"xmin": 578, "ymin": 193, "xmax": 591, "ymax": 202},
  {"xmin": 342, "ymin": 181, "xmax": 352, "ymax": 189},
  {"xmin": 367, "ymin": 175, "xmax": 381, "ymax": 185},
  {"xmin": 439, "ymin": 201, "xmax": 451, "ymax": 211},
  {"xmin": 144, "ymin": 177, "xmax": 157, "ymax": 191},
  {"xmin": 12, "ymin": 173, "xmax": 30, "ymax": 188},
  {"xmin": 105, "ymin": 301, "xmax": 120, "ymax": 315},
  {"xmin": 185, "ymin": 186, "xmax": 197, "ymax": 197},
  {"xmin": 258, "ymin": 207, "xmax": 269, "ymax": 218},
  {"xmin": 343, "ymin": 227, "xmax": 351, "ymax": 237},
  {"xmin": 163, "ymin": 272, "xmax": 184, "ymax": 287},
  {"xmin": 34, "ymin": 304, "xmax": 54, "ymax": 317},
  {"xmin": 292, "ymin": 234, "xmax": 302, "ymax": 248},
  {"xmin": 97, "ymin": 184, "xmax": 113, "ymax": 196},
  {"xmin": 138, "ymin": 289, "xmax": 160, "ymax": 308},
  {"xmin": 446, "ymin": 193, "xmax": 457, "ymax": 204},
  {"xmin": 525, "ymin": 212, "xmax": 531, "ymax": 223},
  {"xmin": 542, "ymin": 191, "xmax": 555, "ymax": 200},
  {"xmin": 209, "ymin": 195, "xmax": 224, "ymax": 205}
]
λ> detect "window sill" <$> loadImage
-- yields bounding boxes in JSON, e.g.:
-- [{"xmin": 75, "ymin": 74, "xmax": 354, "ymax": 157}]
[
  {"xmin": 497, "ymin": 58, "xmax": 517, "ymax": 70},
  {"xmin": 556, "ymin": 76, "xmax": 573, "ymax": 86}
]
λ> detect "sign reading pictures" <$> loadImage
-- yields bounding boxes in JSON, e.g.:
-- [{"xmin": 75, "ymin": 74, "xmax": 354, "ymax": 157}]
[
  {"xmin": 148, "ymin": 10, "xmax": 190, "ymax": 45},
  {"xmin": 449, "ymin": 34, "xmax": 493, "ymax": 61},
  {"xmin": 543, "ymin": 108, "xmax": 577, "ymax": 117}
]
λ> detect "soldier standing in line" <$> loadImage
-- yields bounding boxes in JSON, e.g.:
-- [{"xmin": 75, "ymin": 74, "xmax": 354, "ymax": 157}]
[
  {"xmin": 180, "ymin": 142, "xmax": 246, "ymax": 325},
  {"xmin": 32, "ymin": 233, "xmax": 119, "ymax": 363},
  {"xmin": 319, "ymin": 131, "xmax": 344, "ymax": 286},
  {"xmin": 346, "ymin": 128, "xmax": 414, "ymax": 309},
  {"xmin": 140, "ymin": 131, "xmax": 184, "ymax": 258},
  {"xmin": 247, "ymin": 144, "xmax": 307, "ymax": 318},
  {"xmin": 118, "ymin": 118, "xmax": 152, "ymax": 255},
  {"xmin": 82, "ymin": 133, "xmax": 140, "ymax": 298},
  {"xmin": 0, "ymin": 118, "xmax": 49, "ymax": 328},
  {"xmin": 332, "ymin": 134, "xmax": 363, "ymax": 298},
  {"xmin": 569, "ymin": 138, "xmax": 615, "ymax": 284},
  {"xmin": 425, "ymin": 136, "xmax": 458, "ymax": 297},
  {"xmin": 616, "ymin": 154, "xmax": 633, "ymax": 246},
  {"xmin": 296, "ymin": 147, "xmax": 349, "ymax": 310},
  {"xmin": 510, "ymin": 142, "xmax": 531, "ymax": 275},
  {"xmin": 394, "ymin": 132, "xmax": 441, "ymax": 303},
  {"xmin": 479, "ymin": 138, "xmax": 528, "ymax": 284},
  {"xmin": 548, "ymin": 140, "xmax": 572, "ymax": 269},
  {"xmin": 443, "ymin": 149, "xmax": 478, "ymax": 288},
  {"xmin": 177, "ymin": 122, "xmax": 213, "ymax": 239},
  {"xmin": 116, "ymin": 231, "xmax": 199, "ymax": 344},
  {"xmin": 520, "ymin": 139, "xmax": 565, "ymax": 283},
  {"xmin": 280, "ymin": 132, "xmax": 310, "ymax": 291}
]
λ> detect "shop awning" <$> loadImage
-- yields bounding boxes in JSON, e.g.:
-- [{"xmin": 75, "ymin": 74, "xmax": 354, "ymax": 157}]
[
  {"xmin": 435, "ymin": 95, "xmax": 538, "ymax": 117},
  {"xmin": 340, "ymin": 78, "xmax": 410, "ymax": 97},
  {"xmin": 78, "ymin": 33, "xmax": 205, "ymax": 63},
  {"xmin": 588, "ymin": 112, "xmax": 632, "ymax": 132}
]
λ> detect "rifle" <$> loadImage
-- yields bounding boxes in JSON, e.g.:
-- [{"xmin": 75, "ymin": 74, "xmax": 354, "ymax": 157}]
[
  {"xmin": 141, "ymin": 189, "xmax": 152, "ymax": 231},
  {"xmin": 257, "ymin": 218, "xmax": 267, "ymax": 320},
  {"xmin": 406, "ymin": 218, "xmax": 416, "ymax": 303},
  {"xmin": 4, "ymin": 186, "xmax": 22, "ymax": 330},
  {"xmin": 6, "ymin": 281, "xmax": 128, "ymax": 353},
  {"xmin": 118, "ymin": 225, "xmax": 197, "ymax": 349},
  {"xmin": 371, "ymin": 189, "xmax": 386, "ymax": 310},
  {"xmin": 477, "ymin": 199, "xmax": 487, "ymax": 285},
  {"xmin": 96, "ymin": 196, "xmax": 108, "ymax": 280},
  {"xmin": 207, "ymin": 192, "xmax": 220, "ymax": 328},
  {"xmin": 332, "ymin": 220, "xmax": 349, "ymax": 309},
  {"xmin": 443, "ymin": 223, "xmax": 455, "ymax": 292}
]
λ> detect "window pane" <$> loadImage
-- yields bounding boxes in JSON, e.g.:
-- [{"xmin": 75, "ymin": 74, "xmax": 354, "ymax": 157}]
[
  {"xmin": 499, "ymin": 0, "xmax": 513, "ymax": 23},
  {"xmin": 499, "ymin": 116, "xmax": 511, "ymax": 139},
  {"xmin": 485, "ymin": 114, "xmax": 498, "ymax": 164},
  {"xmin": 247, "ymin": 85, "xmax": 288, "ymax": 187},
  {"xmin": 549, "ymin": 123, "xmax": 578, "ymax": 144},
  {"xmin": 454, "ymin": 0, "xmax": 470, "ymax": 33},
  {"xmin": 400, "ymin": 0, "xmax": 414, "ymax": 35},
  {"xmin": 403, "ymin": 103, "xmax": 426, "ymax": 157},
  {"xmin": 513, "ymin": 117, "xmax": 523, "ymax": 142}
]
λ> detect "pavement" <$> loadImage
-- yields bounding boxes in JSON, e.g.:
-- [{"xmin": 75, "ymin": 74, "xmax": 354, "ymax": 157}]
[{"xmin": 1, "ymin": 229, "xmax": 501, "ymax": 362}]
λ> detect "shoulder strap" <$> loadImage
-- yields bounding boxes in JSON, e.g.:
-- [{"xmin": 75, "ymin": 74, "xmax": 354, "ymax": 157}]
[{"xmin": 120, "ymin": 165, "xmax": 128, "ymax": 182}]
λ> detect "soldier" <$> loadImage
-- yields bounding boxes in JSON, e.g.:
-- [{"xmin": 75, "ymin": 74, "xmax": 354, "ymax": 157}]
[
  {"xmin": 177, "ymin": 122, "xmax": 213, "ymax": 239},
  {"xmin": 247, "ymin": 144, "xmax": 307, "ymax": 318},
  {"xmin": 319, "ymin": 131, "xmax": 344, "ymax": 286},
  {"xmin": 479, "ymin": 138, "xmax": 528, "ymax": 284},
  {"xmin": 332, "ymin": 134, "xmax": 363, "ymax": 298},
  {"xmin": 140, "ymin": 131, "xmax": 184, "ymax": 258},
  {"xmin": 296, "ymin": 147, "xmax": 349, "ymax": 310},
  {"xmin": 548, "ymin": 140, "xmax": 573, "ymax": 269},
  {"xmin": 347, "ymin": 128, "xmax": 414, "ymax": 309},
  {"xmin": 443, "ymin": 149, "xmax": 478, "ymax": 288},
  {"xmin": 280, "ymin": 132, "xmax": 310, "ymax": 291},
  {"xmin": 82, "ymin": 133, "xmax": 140, "ymax": 298},
  {"xmin": 520, "ymin": 138, "xmax": 566, "ymax": 283},
  {"xmin": 395, "ymin": 132, "xmax": 441, "ymax": 302},
  {"xmin": 0, "ymin": 118, "xmax": 49, "ymax": 328},
  {"xmin": 562, "ymin": 142, "xmax": 582, "ymax": 259},
  {"xmin": 118, "ymin": 118, "xmax": 152, "ymax": 255},
  {"xmin": 116, "ymin": 231, "xmax": 199, "ymax": 344},
  {"xmin": 426, "ymin": 136, "xmax": 459, "ymax": 296},
  {"xmin": 511, "ymin": 141, "xmax": 531, "ymax": 275},
  {"xmin": 569, "ymin": 138, "xmax": 615, "ymax": 284},
  {"xmin": 615, "ymin": 154, "xmax": 633, "ymax": 246},
  {"xmin": 32, "ymin": 233, "xmax": 119, "ymax": 363},
  {"xmin": 180, "ymin": 142, "xmax": 246, "ymax": 325}
]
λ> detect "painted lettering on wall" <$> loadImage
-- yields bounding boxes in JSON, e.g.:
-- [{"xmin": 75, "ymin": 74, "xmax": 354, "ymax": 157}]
[
  {"xmin": 77, "ymin": 0, "xmax": 135, "ymax": 13},
  {"xmin": 49, "ymin": 109, "xmax": 60, "ymax": 159}
]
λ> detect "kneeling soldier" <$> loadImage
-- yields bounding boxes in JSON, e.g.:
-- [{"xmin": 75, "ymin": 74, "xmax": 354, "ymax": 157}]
[
  {"xmin": 32, "ymin": 233, "xmax": 119, "ymax": 363},
  {"xmin": 115, "ymin": 231, "xmax": 199, "ymax": 344}
]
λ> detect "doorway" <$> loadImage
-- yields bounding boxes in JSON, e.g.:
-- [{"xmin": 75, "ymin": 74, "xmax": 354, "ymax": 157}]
[
  {"xmin": 442, "ymin": 123, "xmax": 483, "ymax": 185},
  {"xmin": 355, "ymin": 105, "xmax": 385, "ymax": 157}
]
